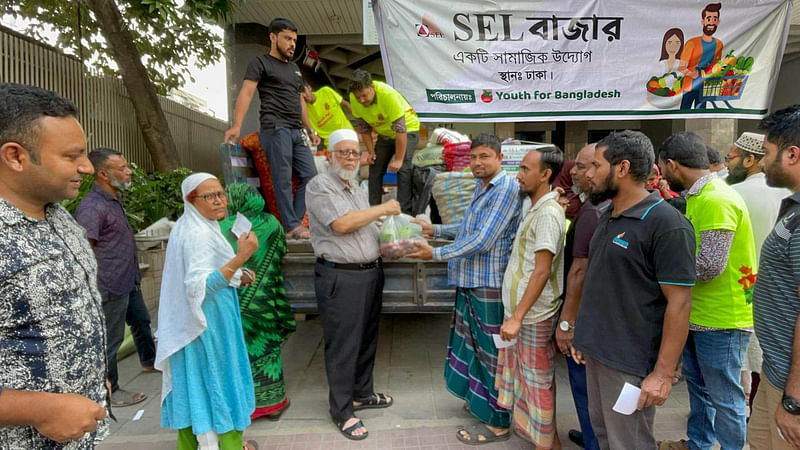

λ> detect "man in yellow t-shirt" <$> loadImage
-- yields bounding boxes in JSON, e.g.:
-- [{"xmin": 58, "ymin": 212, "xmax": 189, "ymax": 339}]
[
  {"xmin": 658, "ymin": 131, "xmax": 756, "ymax": 450},
  {"xmin": 301, "ymin": 84, "xmax": 353, "ymax": 149},
  {"xmin": 348, "ymin": 69, "xmax": 420, "ymax": 214}
]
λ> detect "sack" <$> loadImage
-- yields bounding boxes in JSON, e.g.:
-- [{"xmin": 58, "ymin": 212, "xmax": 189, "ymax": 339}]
[
  {"xmin": 431, "ymin": 172, "xmax": 476, "ymax": 224},
  {"xmin": 379, "ymin": 214, "xmax": 425, "ymax": 259},
  {"xmin": 432, "ymin": 128, "xmax": 469, "ymax": 145},
  {"xmin": 412, "ymin": 144, "xmax": 444, "ymax": 167},
  {"xmin": 442, "ymin": 141, "xmax": 472, "ymax": 171}
]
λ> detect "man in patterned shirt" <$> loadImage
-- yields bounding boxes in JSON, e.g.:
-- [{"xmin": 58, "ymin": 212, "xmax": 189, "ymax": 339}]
[
  {"xmin": 659, "ymin": 131, "xmax": 757, "ymax": 450},
  {"xmin": 409, "ymin": 133, "xmax": 521, "ymax": 444},
  {"xmin": 0, "ymin": 83, "xmax": 108, "ymax": 448}
]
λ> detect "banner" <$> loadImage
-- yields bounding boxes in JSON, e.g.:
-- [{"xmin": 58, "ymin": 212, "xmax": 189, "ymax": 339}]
[{"xmin": 373, "ymin": 0, "xmax": 793, "ymax": 122}]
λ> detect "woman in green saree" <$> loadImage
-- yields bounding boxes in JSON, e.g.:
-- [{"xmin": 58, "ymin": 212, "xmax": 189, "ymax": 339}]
[{"xmin": 220, "ymin": 183, "xmax": 296, "ymax": 420}]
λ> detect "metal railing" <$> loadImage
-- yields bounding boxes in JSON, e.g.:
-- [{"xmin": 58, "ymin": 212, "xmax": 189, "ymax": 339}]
[{"xmin": 0, "ymin": 25, "xmax": 227, "ymax": 174}]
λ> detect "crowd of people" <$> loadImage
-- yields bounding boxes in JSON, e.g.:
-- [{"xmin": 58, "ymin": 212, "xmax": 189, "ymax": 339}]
[{"xmin": 2, "ymin": 16, "xmax": 800, "ymax": 450}]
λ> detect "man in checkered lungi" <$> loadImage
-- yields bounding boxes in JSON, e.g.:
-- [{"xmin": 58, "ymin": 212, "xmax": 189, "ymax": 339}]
[{"xmin": 495, "ymin": 146, "xmax": 566, "ymax": 448}]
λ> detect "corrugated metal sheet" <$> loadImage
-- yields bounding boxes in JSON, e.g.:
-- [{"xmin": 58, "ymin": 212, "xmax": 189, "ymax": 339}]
[
  {"xmin": 0, "ymin": 26, "xmax": 227, "ymax": 175},
  {"xmin": 233, "ymin": 0, "xmax": 362, "ymax": 35}
]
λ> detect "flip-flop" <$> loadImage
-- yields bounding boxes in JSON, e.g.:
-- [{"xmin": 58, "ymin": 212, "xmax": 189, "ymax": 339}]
[
  {"xmin": 244, "ymin": 440, "xmax": 259, "ymax": 450},
  {"xmin": 263, "ymin": 399, "xmax": 290, "ymax": 421},
  {"xmin": 456, "ymin": 423, "xmax": 511, "ymax": 445},
  {"xmin": 111, "ymin": 389, "xmax": 147, "ymax": 407},
  {"xmin": 336, "ymin": 418, "xmax": 368, "ymax": 441},
  {"xmin": 353, "ymin": 393, "xmax": 393, "ymax": 411}
]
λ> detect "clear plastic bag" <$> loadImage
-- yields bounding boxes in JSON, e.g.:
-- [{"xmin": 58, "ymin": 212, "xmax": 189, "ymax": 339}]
[{"xmin": 378, "ymin": 213, "xmax": 425, "ymax": 259}]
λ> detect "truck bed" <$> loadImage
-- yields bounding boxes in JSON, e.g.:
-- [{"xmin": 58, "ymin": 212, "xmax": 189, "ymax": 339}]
[{"xmin": 283, "ymin": 240, "xmax": 456, "ymax": 313}]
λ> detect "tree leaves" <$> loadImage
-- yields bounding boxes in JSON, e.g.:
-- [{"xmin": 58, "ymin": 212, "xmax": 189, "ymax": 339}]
[{"xmin": 2, "ymin": 0, "xmax": 236, "ymax": 92}]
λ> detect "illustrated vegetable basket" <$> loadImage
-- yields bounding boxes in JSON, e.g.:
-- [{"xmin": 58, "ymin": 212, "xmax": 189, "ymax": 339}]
[{"xmin": 699, "ymin": 75, "xmax": 749, "ymax": 108}]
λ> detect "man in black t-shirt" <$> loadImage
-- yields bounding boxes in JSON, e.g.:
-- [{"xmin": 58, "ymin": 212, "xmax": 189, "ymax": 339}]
[
  {"xmin": 224, "ymin": 17, "xmax": 319, "ymax": 239},
  {"xmin": 571, "ymin": 131, "xmax": 696, "ymax": 449}
]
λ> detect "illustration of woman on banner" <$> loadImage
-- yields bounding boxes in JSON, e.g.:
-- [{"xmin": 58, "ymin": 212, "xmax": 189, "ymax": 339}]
[{"xmin": 646, "ymin": 28, "xmax": 686, "ymax": 109}]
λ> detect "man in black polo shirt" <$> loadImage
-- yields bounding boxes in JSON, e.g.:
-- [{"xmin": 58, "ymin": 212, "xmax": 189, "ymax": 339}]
[
  {"xmin": 224, "ymin": 17, "xmax": 319, "ymax": 239},
  {"xmin": 571, "ymin": 131, "xmax": 696, "ymax": 449}
]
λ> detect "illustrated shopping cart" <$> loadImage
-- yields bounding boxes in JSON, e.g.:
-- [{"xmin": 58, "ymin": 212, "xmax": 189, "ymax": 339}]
[{"xmin": 698, "ymin": 75, "xmax": 749, "ymax": 109}]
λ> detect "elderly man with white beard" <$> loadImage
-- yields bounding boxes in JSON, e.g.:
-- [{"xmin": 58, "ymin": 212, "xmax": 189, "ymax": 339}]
[{"xmin": 305, "ymin": 128, "xmax": 400, "ymax": 441}]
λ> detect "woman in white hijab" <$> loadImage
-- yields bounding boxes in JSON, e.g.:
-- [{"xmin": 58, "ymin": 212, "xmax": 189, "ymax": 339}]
[{"xmin": 155, "ymin": 172, "xmax": 259, "ymax": 450}]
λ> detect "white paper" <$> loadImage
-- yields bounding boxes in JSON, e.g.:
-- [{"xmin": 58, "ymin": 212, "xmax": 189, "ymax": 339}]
[
  {"xmin": 133, "ymin": 409, "xmax": 144, "ymax": 421},
  {"xmin": 230, "ymin": 156, "xmax": 250, "ymax": 168},
  {"xmin": 492, "ymin": 334, "xmax": 517, "ymax": 349},
  {"xmin": 612, "ymin": 382, "xmax": 641, "ymax": 415},
  {"xmin": 231, "ymin": 212, "xmax": 252, "ymax": 239},
  {"xmin": 778, "ymin": 427, "xmax": 786, "ymax": 441}
]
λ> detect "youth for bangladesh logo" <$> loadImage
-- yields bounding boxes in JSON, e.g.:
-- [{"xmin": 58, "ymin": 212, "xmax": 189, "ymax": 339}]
[
  {"xmin": 415, "ymin": 13, "xmax": 444, "ymax": 38},
  {"xmin": 480, "ymin": 90, "xmax": 493, "ymax": 103}
]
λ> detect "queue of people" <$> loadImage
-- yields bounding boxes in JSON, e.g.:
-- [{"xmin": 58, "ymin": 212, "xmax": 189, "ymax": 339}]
[{"xmin": 3, "ymin": 63, "xmax": 800, "ymax": 450}]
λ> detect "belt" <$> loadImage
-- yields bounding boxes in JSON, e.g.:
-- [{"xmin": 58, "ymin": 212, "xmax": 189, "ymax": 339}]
[{"xmin": 316, "ymin": 257, "xmax": 382, "ymax": 271}]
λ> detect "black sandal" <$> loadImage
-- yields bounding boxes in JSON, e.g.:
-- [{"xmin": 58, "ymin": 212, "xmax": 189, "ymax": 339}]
[
  {"xmin": 456, "ymin": 424, "xmax": 511, "ymax": 445},
  {"xmin": 336, "ymin": 418, "xmax": 369, "ymax": 441},
  {"xmin": 353, "ymin": 393, "xmax": 393, "ymax": 411}
]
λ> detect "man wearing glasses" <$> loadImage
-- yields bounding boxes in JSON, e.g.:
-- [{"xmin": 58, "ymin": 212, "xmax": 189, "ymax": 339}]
[{"xmin": 305, "ymin": 129, "xmax": 400, "ymax": 441}]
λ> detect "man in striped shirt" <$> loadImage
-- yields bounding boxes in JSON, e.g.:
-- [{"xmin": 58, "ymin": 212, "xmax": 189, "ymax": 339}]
[
  {"xmin": 749, "ymin": 104, "xmax": 800, "ymax": 450},
  {"xmin": 409, "ymin": 133, "xmax": 521, "ymax": 444}
]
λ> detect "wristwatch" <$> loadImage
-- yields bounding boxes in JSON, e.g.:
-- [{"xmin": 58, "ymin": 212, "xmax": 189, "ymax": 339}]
[
  {"xmin": 783, "ymin": 393, "xmax": 800, "ymax": 415},
  {"xmin": 559, "ymin": 320, "xmax": 575, "ymax": 332}
]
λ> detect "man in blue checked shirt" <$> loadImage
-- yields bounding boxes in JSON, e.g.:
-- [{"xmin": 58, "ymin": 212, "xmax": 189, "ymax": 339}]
[{"xmin": 408, "ymin": 133, "xmax": 521, "ymax": 445}]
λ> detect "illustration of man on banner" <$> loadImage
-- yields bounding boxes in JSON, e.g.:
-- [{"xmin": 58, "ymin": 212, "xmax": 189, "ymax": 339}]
[{"xmin": 678, "ymin": 3, "xmax": 724, "ymax": 109}]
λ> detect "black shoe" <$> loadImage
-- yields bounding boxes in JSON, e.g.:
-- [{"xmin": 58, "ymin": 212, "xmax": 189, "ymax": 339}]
[{"xmin": 568, "ymin": 429, "xmax": 585, "ymax": 448}]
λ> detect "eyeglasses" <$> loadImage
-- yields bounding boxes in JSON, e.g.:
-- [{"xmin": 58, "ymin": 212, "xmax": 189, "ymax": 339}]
[
  {"xmin": 724, "ymin": 153, "xmax": 741, "ymax": 163},
  {"xmin": 334, "ymin": 149, "xmax": 362, "ymax": 158},
  {"xmin": 197, "ymin": 191, "xmax": 227, "ymax": 203}
]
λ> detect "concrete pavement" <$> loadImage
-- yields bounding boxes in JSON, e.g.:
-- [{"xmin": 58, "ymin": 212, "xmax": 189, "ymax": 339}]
[{"xmin": 98, "ymin": 314, "xmax": 695, "ymax": 449}]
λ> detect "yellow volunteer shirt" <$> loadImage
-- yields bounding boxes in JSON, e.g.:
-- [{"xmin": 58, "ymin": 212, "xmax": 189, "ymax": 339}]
[
  {"xmin": 306, "ymin": 86, "xmax": 353, "ymax": 148},
  {"xmin": 349, "ymin": 81, "xmax": 419, "ymax": 138}
]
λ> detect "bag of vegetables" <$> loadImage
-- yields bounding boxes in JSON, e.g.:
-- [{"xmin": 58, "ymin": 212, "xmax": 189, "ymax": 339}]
[{"xmin": 379, "ymin": 213, "xmax": 425, "ymax": 259}]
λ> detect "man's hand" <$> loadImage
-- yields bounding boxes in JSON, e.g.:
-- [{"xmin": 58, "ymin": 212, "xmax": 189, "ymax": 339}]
[
  {"xmin": 388, "ymin": 158, "xmax": 403, "ymax": 173},
  {"xmin": 776, "ymin": 404, "xmax": 800, "ymax": 448},
  {"xmin": 381, "ymin": 199, "xmax": 401, "ymax": 216},
  {"xmin": 310, "ymin": 133, "xmax": 321, "ymax": 147},
  {"xmin": 500, "ymin": 317, "xmax": 522, "ymax": 341},
  {"xmin": 32, "ymin": 392, "xmax": 106, "ymax": 443},
  {"xmin": 406, "ymin": 240, "xmax": 433, "ymax": 260},
  {"xmin": 553, "ymin": 186, "xmax": 570, "ymax": 211},
  {"xmin": 410, "ymin": 218, "xmax": 434, "ymax": 238},
  {"xmin": 555, "ymin": 326, "xmax": 574, "ymax": 356},
  {"xmin": 223, "ymin": 126, "xmax": 241, "ymax": 145},
  {"xmin": 571, "ymin": 347, "xmax": 585, "ymax": 365},
  {"xmin": 637, "ymin": 371, "xmax": 672, "ymax": 410}
]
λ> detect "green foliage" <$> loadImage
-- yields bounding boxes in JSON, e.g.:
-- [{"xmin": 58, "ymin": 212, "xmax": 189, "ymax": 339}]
[
  {"xmin": 62, "ymin": 164, "xmax": 191, "ymax": 232},
  {"xmin": 2, "ymin": 0, "xmax": 236, "ymax": 93}
]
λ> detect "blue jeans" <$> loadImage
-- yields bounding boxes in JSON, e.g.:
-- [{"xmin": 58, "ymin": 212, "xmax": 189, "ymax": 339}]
[
  {"xmin": 566, "ymin": 355, "xmax": 600, "ymax": 450},
  {"xmin": 683, "ymin": 329, "xmax": 750, "ymax": 450},
  {"xmin": 259, "ymin": 128, "xmax": 317, "ymax": 230}
]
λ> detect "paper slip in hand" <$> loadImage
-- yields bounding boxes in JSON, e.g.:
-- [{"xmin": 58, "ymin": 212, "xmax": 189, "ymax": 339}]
[
  {"xmin": 612, "ymin": 382, "xmax": 641, "ymax": 415},
  {"xmin": 492, "ymin": 334, "xmax": 517, "ymax": 349},
  {"xmin": 133, "ymin": 409, "xmax": 144, "ymax": 421},
  {"xmin": 231, "ymin": 212, "xmax": 252, "ymax": 238}
]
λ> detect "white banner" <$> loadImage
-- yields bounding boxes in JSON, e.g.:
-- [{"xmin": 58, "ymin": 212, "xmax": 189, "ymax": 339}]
[{"xmin": 373, "ymin": 0, "xmax": 793, "ymax": 122}]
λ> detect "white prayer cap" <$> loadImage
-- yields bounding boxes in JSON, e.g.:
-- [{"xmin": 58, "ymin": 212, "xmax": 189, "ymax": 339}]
[
  {"xmin": 328, "ymin": 128, "xmax": 359, "ymax": 150},
  {"xmin": 734, "ymin": 132, "xmax": 766, "ymax": 155}
]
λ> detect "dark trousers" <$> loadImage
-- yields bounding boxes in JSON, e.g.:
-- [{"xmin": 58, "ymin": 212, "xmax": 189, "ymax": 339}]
[
  {"xmin": 369, "ymin": 132, "xmax": 419, "ymax": 214},
  {"xmin": 259, "ymin": 127, "xmax": 317, "ymax": 230},
  {"xmin": 103, "ymin": 286, "xmax": 155, "ymax": 391},
  {"xmin": 585, "ymin": 354, "xmax": 656, "ymax": 450},
  {"xmin": 566, "ymin": 355, "xmax": 600, "ymax": 450},
  {"xmin": 314, "ymin": 262, "xmax": 384, "ymax": 423}
]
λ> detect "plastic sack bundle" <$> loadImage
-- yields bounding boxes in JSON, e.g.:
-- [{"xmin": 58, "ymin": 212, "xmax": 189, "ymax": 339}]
[
  {"xmin": 412, "ymin": 144, "xmax": 444, "ymax": 167},
  {"xmin": 431, "ymin": 171, "xmax": 476, "ymax": 224},
  {"xmin": 379, "ymin": 213, "xmax": 425, "ymax": 259}
]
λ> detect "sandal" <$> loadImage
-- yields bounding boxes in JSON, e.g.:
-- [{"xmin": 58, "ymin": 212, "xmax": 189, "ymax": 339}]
[
  {"xmin": 243, "ymin": 440, "xmax": 259, "ymax": 450},
  {"xmin": 263, "ymin": 399, "xmax": 290, "ymax": 421},
  {"xmin": 456, "ymin": 423, "xmax": 511, "ymax": 445},
  {"xmin": 111, "ymin": 389, "xmax": 147, "ymax": 407},
  {"xmin": 336, "ymin": 418, "xmax": 368, "ymax": 441},
  {"xmin": 353, "ymin": 393, "xmax": 393, "ymax": 411}
]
